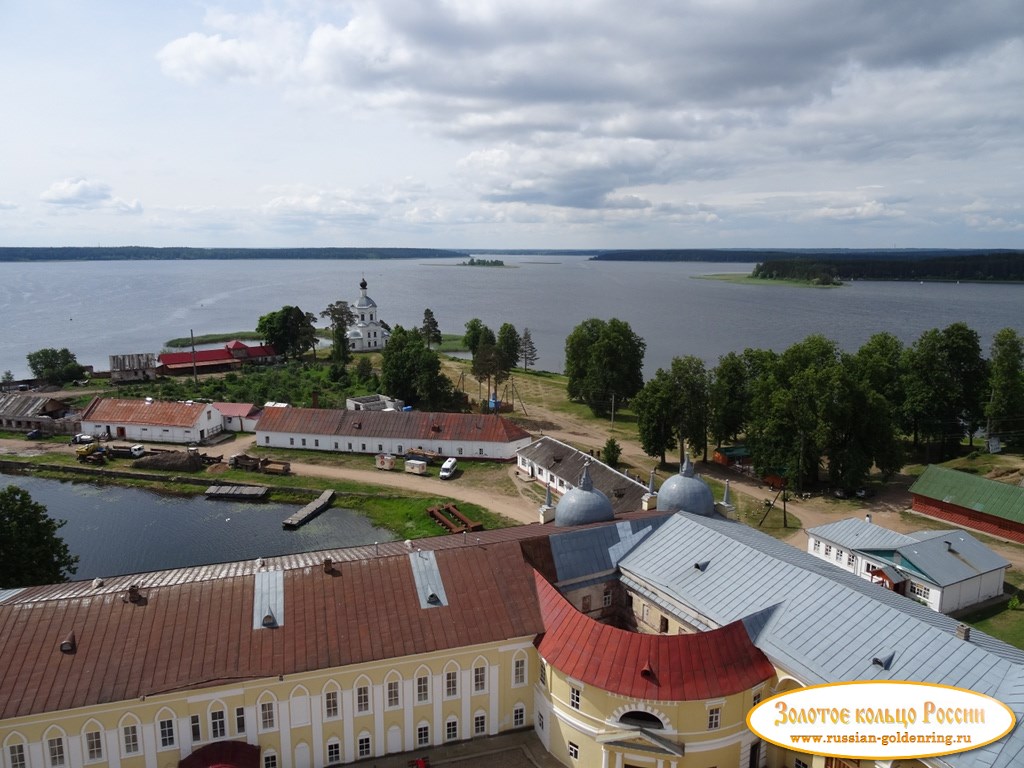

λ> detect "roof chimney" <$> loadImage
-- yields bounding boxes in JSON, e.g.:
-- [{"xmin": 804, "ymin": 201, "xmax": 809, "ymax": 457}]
[
  {"xmin": 956, "ymin": 623, "xmax": 971, "ymax": 642},
  {"xmin": 323, "ymin": 557, "xmax": 334, "ymax": 574},
  {"xmin": 865, "ymin": 513, "xmax": 872, "ymax": 524},
  {"xmin": 124, "ymin": 584, "xmax": 142, "ymax": 604}
]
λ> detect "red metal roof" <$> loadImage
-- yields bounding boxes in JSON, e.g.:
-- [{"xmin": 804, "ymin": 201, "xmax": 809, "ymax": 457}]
[
  {"xmin": 80, "ymin": 397, "xmax": 208, "ymax": 428},
  {"xmin": 0, "ymin": 537, "xmax": 545, "ymax": 719},
  {"xmin": 213, "ymin": 402, "xmax": 261, "ymax": 418},
  {"xmin": 533, "ymin": 572, "xmax": 774, "ymax": 700},
  {"xmin": 159, "ymin": 343, "xmax": 277, "ymax": 367},
  {"xmin": 257, "ymin": 407, "xmax": 533, "ymax": 445}
]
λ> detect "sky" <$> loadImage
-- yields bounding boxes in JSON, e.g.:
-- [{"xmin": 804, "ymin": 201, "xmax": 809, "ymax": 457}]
[{"xmin": 1, "ymin": 1, "xmax": 1022, "ymax": 249}]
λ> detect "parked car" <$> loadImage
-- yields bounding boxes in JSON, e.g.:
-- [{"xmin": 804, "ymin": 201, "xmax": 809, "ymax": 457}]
[
  {"xmin": 70, "ymin": 433, "xmax": 95, "ymax": 445},
  {"xmin": 25, "ymin": 429, "xmax": 42, "ymax": 440},
  {"xmin": 439, "ymin": 457, "xmax": 458, "ymax": 480}
]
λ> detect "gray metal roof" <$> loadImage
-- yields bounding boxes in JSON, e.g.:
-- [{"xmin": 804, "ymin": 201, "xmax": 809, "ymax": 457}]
[
  {"xmin": 617, "ymin": 512, "xmax": 1024, "ymax": 768},
  {"xmin": 548, "ymin": 517, "xmax": 669, "ymax": 585},
  {"xmin": 0, "ymin": 393, "xmax": 63, "ymax": 418},
  {"xmin": 518, "ymin": 436, "xmax": 649, "ymax": 515},
  {"xmin": 810, "ymin": 518, "xmax": 1010, "ymax": 588},
  {"xmin": 408, "ymin": 549, "xmax": 449, "ymax": 608},
  {"xmin": 808, "ymin": 517, "xmax": 917, "ymax": 550}
]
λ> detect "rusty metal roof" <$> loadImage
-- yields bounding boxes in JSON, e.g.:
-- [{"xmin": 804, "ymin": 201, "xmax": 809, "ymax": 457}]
[
  {"xmin": 80, "ymin": 397, "xmax": 208, "ymax": 428},
  {"xmin": 257, "ymin": 406, "xmax": 533, "ymax": 445},
  {"xmin": 534, "ymin": 573, "xmax": 774, "ymax": 700}
]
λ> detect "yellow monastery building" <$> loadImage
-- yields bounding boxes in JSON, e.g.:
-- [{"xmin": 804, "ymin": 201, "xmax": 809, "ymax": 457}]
[{"xmin": 2, "ymin": 462, "xmax": 1022, "ymax": 768}]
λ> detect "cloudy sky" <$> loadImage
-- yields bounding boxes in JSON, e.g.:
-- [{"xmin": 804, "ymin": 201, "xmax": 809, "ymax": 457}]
[{"xmin": 2, "ymin": 1, "xmax": 1022, "ymax": 249}]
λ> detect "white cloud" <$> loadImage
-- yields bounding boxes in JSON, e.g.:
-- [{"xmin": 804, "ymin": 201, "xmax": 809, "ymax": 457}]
[{"xmin": 40, "ymin": 178, "xmax": 142, "ymax": 215}]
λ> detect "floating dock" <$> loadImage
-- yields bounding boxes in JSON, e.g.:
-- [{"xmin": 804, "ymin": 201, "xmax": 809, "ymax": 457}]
[
  {"xmin": 205, "ymin": 485, "xmax": 269, "ymax": 500},
  {"xmin": 283, "ymin": 490, "xmax": 335, "ymax": 529}
]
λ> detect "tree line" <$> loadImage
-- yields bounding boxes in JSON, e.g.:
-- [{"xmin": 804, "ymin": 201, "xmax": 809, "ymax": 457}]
[
  {"xmin": 752, "ymin": 251, "xmax": 1024, "ymax": 283},
  {"xmin": 563, "ymin": 317, "xmax": 1024, "ymax": 493}
]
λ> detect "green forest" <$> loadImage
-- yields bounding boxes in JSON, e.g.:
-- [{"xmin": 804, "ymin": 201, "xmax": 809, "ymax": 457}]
[
  {"xmin": 751, "ymin": 251, "xmax": 1024, "ymax": 283},
  {"xmin": 0, "ymin": 247, "xmax": 466, "ymax": 262}
]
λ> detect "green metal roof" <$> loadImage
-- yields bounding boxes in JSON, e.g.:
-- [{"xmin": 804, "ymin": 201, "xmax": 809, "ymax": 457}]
[{"xmin": 909, "ymin": 465, "xmax": 1024, "ymax": 525}]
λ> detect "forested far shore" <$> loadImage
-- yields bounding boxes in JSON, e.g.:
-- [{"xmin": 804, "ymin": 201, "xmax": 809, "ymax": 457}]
[
  {"xmin": 752, "ymin": 251, "xmax": 1024, "ymax": 283},
  {"xmin": 0, "ymin": 247, "xmax": 468, "ymax": 261},
  {"xmin": 591, "ymin": 248, "xmax": 1024, "ymax": 264}
]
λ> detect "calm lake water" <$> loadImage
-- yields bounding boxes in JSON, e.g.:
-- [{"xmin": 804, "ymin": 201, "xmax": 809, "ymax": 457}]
[
  {"xmin": 1, "ymin": 255, "xmax": 1021, "ymax": 380},
  {"xmin": 1, "ymin": 474, "xmax": 396, "ymax": 580}
]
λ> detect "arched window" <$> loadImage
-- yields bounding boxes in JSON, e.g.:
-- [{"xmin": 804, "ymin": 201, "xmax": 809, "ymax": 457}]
[
  {"xmin": 471, "ymin": 656, "xmax": 488, "ymax": 694},
  {"xmin": 354, "ymin": 675, "xmax": 373, "ymax": 715},
  {"xmin": 325, "ymin": 738, "xmax": 341, "ymax": 766},
  {"xmin": 261, "ymin": 749, "xmax": 278, "ymax": 768},
  {"xmin": 416, "ymin": 720, "xmax": 431, "ymax": 748},
  {"xmin": 443, "ymin": 661, "xmax": 460, "ymax": 699},
  {"xmin": 322, "ymin": 681, "xmax": 342, "ymax": 720},
  {"xmin": 257, "ymin": 692, "xmax": 278, "ymax": 732},
  {"xmin": 118, "ymin": 714, "xmax": 142, "ymax": 757},
  {"xmin": 80, "ymin": 721, "xmax": 104, "ymax": 763},
  {"xmin": 3, "ymin": 733, "xmax": 29, "ymax": 768},
  {"xmin": 619, "ymin": 710, "xmax": 664, "ymax": 729},
  {"xmin": 207, "ymin": 699, "xmax": 228, "ymax": 740},
  {"xmin": 289, "ymin": 685, "xmax": 311, "ymax": 727},
  {"xmin": 155, "ymin": 708, "xmax": 178, "ymax": 749},
  {"xmin": 41, "ymin": 727, "xmax": 67, "ymax": 768},
  {"xmin": 356, "ymin": 731, "xmax": 373, "ymax": 760},
  {"xmin": 473, "ymin": 709, "xmax": 487, "ymax": 736},
  {"xmin": 384, "ymin": 671, "xmax": 402, "ymax": 710},
  {"xmin": 414, "ymin": 665, "xmax": 432, "ymax": 705},
  {"xmin": 444, "ymin": 716, "xmax": 459, "ymax": 742}
]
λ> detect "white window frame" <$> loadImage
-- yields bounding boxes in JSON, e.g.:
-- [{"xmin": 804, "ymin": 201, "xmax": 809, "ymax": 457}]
[
  {"xmin": 513, "ymin": 657, "xmax": 526, "ymax": 686},
  {"xmin": 386, "ymin": 679, "xmax": 401, "ymax": 709},
  {"xmin": 159, "ymin": 717, "xmax": 176, "ymax": 749},
  {"xmin": 513, "ymin": 704, "xmax": 525, "ymax": 728},
  {"xmin": 7, "ymin": 744, "xmax": 26, "ymax": 768},
  {"xmin": 569, "ymin": 686, "xmax": 581, "ymax": 710},
  {"xmin": 445, "ymin": 718, "xmax": 458, "ymax": 742},
  {"xmin": 47, "ymin": 737, "xmax": 65, "ymax": 768},
  {"xmin": 259, "ymin": 700, "xmax": 277, "ymax": 732},
  {"xmin": 708, "ymin": 706, "xmax": 721, "ymax": 730},
  {"xmin": 121, "ymin": 723, "xmax": 140, "ymax": 757},
  {"xmin": 84, "ymin": 731, "xmax": 103, "ymax": 763},
  {"xmin": 473, "ymin": 664, "xmax": 487, "ymax": 694},
  {"xmin": 568, "ymin": 741, "xmax": 580, "ymax": 759},
  {"xmin": 356, "ymin": 683, "xmax": 371, "ymax": 714},
  {"xmin": 445, "ymin": 670, "xmax": 458, "ymax": 699},
  {"xmin": 324, "ymin": 689, "xmax": 340, "ymax": 719},
  {"xmin": 416, "ymin": 674, "xmax": 430, "ymax": 703}
]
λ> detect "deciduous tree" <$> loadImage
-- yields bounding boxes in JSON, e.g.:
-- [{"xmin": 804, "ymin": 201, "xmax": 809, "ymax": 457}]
[
  {"xmin": 256, "ymin": 306, "xmax": 317, "ymax": 360},
  {"xmin": 986, "ymin": 328, "xmax": 1024, "ymax": 440},
  {"xmin": 321, "ymin": 300, "xmax": 355, "ymax": 366},
  {"xmin": 0, "ymin": 485, "xmax": 78, "ymax": 587},
  {"xmin": 380, "ymin": 326, "xmax": 459, "ymax": 411},
  {"xmin": 564, "ymin": 318, "xmax": 645, "ymax": 416},
  {"xmin": 26, "ymin": 347, "xmax": 85, "ymax": 386}
]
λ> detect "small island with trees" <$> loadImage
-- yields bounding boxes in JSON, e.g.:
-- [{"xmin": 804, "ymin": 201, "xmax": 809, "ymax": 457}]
[{"xmin": 459, "ymin": 256, "xmax": 506, "ymax": 267}]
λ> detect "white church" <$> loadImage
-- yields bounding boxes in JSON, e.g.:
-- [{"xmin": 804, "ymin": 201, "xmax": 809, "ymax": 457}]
[{"xmin": 345, "ymin": 277, "xmax": 390, "ymax": 352}]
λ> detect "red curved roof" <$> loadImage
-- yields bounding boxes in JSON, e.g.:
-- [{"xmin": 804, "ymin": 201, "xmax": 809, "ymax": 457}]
[{"xmin": 534, "ymin": 572, "xmax": 774, "ymax": 700}]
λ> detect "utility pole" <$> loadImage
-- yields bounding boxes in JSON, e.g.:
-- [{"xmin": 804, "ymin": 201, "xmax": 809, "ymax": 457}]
[
  {"xmin": 190, "ymin": 329, "xmax": 198, "ymax": 387},
  {"xmin": 610, "ymin": 393, "xmax": 615, "ymax": 428}
]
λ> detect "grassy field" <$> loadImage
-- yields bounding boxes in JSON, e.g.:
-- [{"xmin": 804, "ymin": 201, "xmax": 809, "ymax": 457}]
[{"xmin": 693, "ymin": 273, "xmax": 841, "ymax": 288}]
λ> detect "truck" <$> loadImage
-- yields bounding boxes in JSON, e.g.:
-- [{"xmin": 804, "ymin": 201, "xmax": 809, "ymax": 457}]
[{"xmin": 109, "ymin": 444, "xmax": 146, "ymax": 459}]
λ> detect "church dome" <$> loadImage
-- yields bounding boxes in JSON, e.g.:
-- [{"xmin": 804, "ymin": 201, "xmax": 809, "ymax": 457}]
[
  {"xmin": 656, "ymin": 454, "xmax": 715, "ymax": 516},
  {"xmin": 355, "ymin": 278, "xmax": 378, "ymax": 309},
  {"xmin": 554, "ymin": 462, "xmax": 614, "ymax": 527}
]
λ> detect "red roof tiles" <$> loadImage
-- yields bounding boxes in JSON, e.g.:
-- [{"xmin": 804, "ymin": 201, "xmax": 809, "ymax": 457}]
[{"xmin": 533, "ymin": 572, "xmax": 774, "ymax": 700}]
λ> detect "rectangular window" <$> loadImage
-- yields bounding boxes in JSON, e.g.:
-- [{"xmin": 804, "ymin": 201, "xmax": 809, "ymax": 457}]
[
  {"xmin": 327, "ymin": 743, "xmax": 340, "ymax": 764},
  {"xmin": 911, "ymin": 582, "xmax": 931, "ymax": 600},
  {"xmin": 795, "ymin": 760, "xmax": 809, "ymax": 768},
  {"xmin": 387, "ymin": 680, "xmax": 400, "ymax": 708},
  {"xmin": 824, "ymin": 544, "xmax": 832, "ymax": 558},
  {"xmin": 314, "ymin": 439, "xmax": 319, "ymax": 447},
  {"xmin": 8, "ymin": 745, "xmax": 26, "ymax": 768},
  {"xmin": 418, "ymin": 725, "xmax": 430, "ymax": 746},
  {"xmin": 325, "ymin": 690, "xmax": 339, "ymax": 718},
  {"xmin": 753, "ymin": 690, "xmax": 762, "ymax": 707},
  {"xmin": 473, "ymin": 665, "xmax": 486, "ymax": 693},
  {"xmin": 358, "ymin": 737, "xmax": 371, "ymax": 758},
  {"xmin": 513, "ymin": 658, "xmax": 526, "ymax": 686},
  {"xmin": 160, "ymin": 718, "xmax": 176, "ymax": 748},
  {"xmin": 289, "ymin": 438, "xmax": 294, "ymax": 446},
  {"xmin": 48, "ymin": 738, "xmax": 65, "ymax": 768},
  {"xmin": 446, "ymin": 720, "xmax": 458, "ymax": 741},
  {"xmin": 537, "ymin": 712, "xmax": 544, "ymax": 730},
  {"xmin": 301, "ymin": 438, "xmax": 306, "ymax": 447},
  {"xmin": 570, "ymin": 686, "xmax": 581, "ymax": 710},
  {"xmin": 417, "ymin": 675, "xmax": 430, "ymax": 702},
  {"xmin": 568, "ymin": 742, "xmax": 580, "ymax": 759},
  {"xmin": 263, "ymin": 755, "xmax": 277, "ymax": 768},
  {"xmin": 123, "ymin": 725, "xmax": 139, "ymax": 755},
  {"xmin": 539, "ymin": 663, "xmax": 546, "ymax": 687},
  {"xmin": 260, "ymin": 701, "xmax": 276, "ymax": 730},
  {"xmin": 513, "ymin": 706, "xmax": 525, "ymax": 728},
  {"xmin": 813, "ymin": 539, "xmax": 820, "ymax": 552},
  {"xmin": 445, "ymin": 671, "xmax": 458, "ymax": 698},
  {"xmin": 85, "ymin": 732, "xmax": 103, "ymax": 761},
  {"xmin": 847, "ymin": 552, "xmax": 856, "ymax": 567},
  {"xmin": 474, "ymin": 714, "xmax": 486, "ymax": 735},
  {"xmin": 235, "ymin": 707, "xmax": 245, "ymax": 735},
  {"xmin": 835, "ymin": 548, "xmax": 843, "ymax": 562},
  {"xmin": 602, "ymin": 588, "xmax": 612, "ymax": 607},
  {"xmin": 659, "ymin": 615, "xmax": 669, "ymax": 633},
  {"xmin": 581, "ymin": 595, "xmax": 591, "ymax": 612},
  {"xmin": 191, "ymin": 714, "xmax": 201, "ymax": 741},
  {"xmin": 357, "ymin": 685, "xmax": 370, "ymax": 713},
  {"xmin": 211, "ymin": 710, "xmax": 226, "ymax": 739},
  {"xmin": 708, "ymin": 706, "xmax": 721, "ymax": 730}
]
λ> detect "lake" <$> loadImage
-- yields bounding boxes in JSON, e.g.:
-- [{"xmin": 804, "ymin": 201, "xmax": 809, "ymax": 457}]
[
  {"xmin": 1, "ymin": 474, "xmax": 396, "ymax": 580},
  {"xmin": 1, "ymin": 255, "xmax": 1021, "ymax": 380}
]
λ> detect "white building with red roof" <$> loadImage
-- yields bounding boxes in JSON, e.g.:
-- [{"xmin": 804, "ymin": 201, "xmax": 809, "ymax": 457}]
[
  {"xmin": 256, "ymin": 406, "xmax": 533, "ymax": 460},
  {"xmin": 157, "ymin": 341, "xmax": 280, "ymax": 376},
  {"xmin": 79, "ymin": 397, "xmax": 221, "ymax": 444},
  {"xmin": 212, "ymin": 402, "xmax": 263, "ymax": 432}
]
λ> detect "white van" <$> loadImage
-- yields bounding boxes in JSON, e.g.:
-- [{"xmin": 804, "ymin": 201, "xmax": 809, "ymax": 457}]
[{"xmin": 439, "ymin": 457, "xmax": 457, "ymax": 480}]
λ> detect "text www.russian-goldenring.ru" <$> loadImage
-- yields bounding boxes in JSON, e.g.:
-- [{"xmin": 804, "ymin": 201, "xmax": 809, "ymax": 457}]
[{"xmin": 790, "ymin": 732, "xmax": 972, "ymax": 748}]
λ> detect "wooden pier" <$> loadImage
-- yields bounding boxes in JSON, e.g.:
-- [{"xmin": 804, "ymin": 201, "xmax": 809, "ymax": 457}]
[
  {"xmin": 283, "ymin": 490, "xmax": 335, "ymax": 529},
  {"xmin": 205, "ymin": 485, "xmax": 269, "ymax": 500}
]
